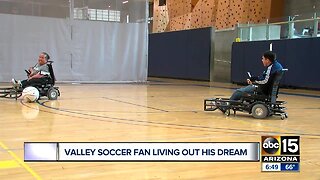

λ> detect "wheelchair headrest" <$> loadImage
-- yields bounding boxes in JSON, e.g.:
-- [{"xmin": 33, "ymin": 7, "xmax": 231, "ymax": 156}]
[
  {"xmin": 46, "ymin": 61, "xmax": 56, "ymax": 85},
  {"xmin": 269, "ymin": 68, "xmax": 288, "ymax": 103},
  {"xmin": 274, "ymin": 68, "xmax": 288, "ymax": 80}
]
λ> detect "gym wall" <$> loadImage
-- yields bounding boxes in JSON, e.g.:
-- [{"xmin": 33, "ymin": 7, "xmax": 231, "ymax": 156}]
[
  {"xmin": 0, "ymin": 14, "xmax": 148, "ymax": 82},
  {"xmin": 231, "ymin": 38, "xmax": 320, "ymax": 89}
]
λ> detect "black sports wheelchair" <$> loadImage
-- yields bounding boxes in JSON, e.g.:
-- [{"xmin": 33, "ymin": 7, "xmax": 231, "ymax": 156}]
[
  {"xmin": 0, "ymin": 61, "xmax": 60, "ymax": 100},
  {"xmin": 204, "ymin": 69, "xmax": 288, "ymax": 120}
]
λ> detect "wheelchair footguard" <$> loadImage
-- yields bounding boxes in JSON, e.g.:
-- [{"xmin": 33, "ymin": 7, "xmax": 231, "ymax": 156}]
[
  {"xmin": 0, "ymin": 87, "xmax": 22, "ymax": 100},
  {"xmin": 0, "ymin": 86, "xmax": 60, "ymax": 100},
  {"xmin": 204, "ymin": 97, "xmax": 288, "ymax": 120}
]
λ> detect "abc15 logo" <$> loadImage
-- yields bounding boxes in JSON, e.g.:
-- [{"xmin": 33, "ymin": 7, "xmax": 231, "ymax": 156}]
[{"xmin": 261, "ymin": 136, "xmax": 300, "ymax": 155}]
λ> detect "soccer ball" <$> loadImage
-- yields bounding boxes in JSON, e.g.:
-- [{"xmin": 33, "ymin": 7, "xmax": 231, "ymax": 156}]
[{"xmin": 22, "ymin": 86, "xmax": 40, "ymax": 103}]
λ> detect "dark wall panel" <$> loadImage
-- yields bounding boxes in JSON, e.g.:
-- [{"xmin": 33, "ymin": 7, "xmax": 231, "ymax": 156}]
[
  {"xmin": 149, "ymin": 27, "xmax": 212, "ymax": 81},
  {"xmin": 284, "ymin": 38, "xmax": 320, "ymax": 88}
]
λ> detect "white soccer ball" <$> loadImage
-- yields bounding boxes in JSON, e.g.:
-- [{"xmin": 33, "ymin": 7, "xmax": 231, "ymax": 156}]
[{"xmin": 22, "ymin": 86, "xmax": 40, "ymax": 103}]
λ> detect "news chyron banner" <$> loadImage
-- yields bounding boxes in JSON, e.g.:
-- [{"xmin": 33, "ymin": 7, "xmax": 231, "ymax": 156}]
[
  {"xmin": 261, "ymin": 136, "xmax": 300, "ymax": 172},
  {"xmin": 24, "ymin": 142, "xmax": 259, "ymax": 162}
]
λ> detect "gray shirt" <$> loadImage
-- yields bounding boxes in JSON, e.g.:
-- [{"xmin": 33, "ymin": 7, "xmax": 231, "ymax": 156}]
[{"xmin": 33, "ymin": 63, "xmax": 51, "ymax": 77}]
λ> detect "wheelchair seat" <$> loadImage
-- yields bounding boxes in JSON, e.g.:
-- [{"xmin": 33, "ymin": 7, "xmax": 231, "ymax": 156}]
[
  {"xmin": 204, "ymin": 69, "xmax": 288, "ymax": 119},
  {"xmin": 28, "ymin": 61, "xmax": 60, "ymax": 100},
  {"xmin": 242, "ymin": 69, "xmax": 287, "ymax": 103}
]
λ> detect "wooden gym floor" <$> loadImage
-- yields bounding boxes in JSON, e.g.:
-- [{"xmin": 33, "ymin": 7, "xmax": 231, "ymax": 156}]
[{"xmin": 0, "ymin": 78, "xmax": 319, "ymax": 179}]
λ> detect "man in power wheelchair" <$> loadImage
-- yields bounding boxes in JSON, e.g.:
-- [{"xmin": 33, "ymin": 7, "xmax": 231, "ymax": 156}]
[
  {"xmin": 0, "ymin": 52, "xmax": 60, "ymax": 100},
  {"xmin": 204, "ymin": 51, "xmax": 288, "ymax": 120}
]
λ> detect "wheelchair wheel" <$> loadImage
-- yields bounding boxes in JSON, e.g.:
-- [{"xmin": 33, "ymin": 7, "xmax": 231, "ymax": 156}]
[
  {"xmin": 251, "ymin": 104, "xmax": 269, "ymax": 119},
  {"xmin": 47, "ymin": 88, "xmax": 59, "ymax": 100}
]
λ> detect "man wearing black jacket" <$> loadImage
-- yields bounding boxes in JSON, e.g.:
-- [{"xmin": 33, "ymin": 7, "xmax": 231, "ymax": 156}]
[{"xmin": 230, "ymin": 51, "xmax": 283, "ymax": 101}]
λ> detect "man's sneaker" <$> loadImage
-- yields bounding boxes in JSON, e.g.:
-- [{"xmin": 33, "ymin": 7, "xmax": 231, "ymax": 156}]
[
  {"xmin": 17, "ymin": 80, "xmax": 22, "ymax": 87},
  {"xmin": 11, "ymin": 78, "xmax": 21, "ymax": 88},
  {"xmin": 11, "ymin": 78, "xmax": 17, "ymax": 85}
]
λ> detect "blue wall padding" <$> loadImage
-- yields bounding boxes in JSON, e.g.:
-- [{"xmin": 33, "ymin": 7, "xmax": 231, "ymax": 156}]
[
  {"xmin": 231, "ymin": 38, "xmax": 320, "ymax": 89},
  {"xmin": 148, "ymin": 27, "xmax": 212, "ymax": 81}
]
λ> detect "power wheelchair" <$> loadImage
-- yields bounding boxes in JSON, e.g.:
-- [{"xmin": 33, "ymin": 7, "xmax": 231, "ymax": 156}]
[
  {"xmin": 0, "ymin": 61, "xmax": 60, "ymax": 100},
  {"xmin": 204, "ymin": 69, "xmax": 288, "ymax": 120}
]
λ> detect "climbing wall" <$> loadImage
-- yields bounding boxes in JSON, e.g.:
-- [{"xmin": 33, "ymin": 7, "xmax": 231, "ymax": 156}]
[
  {"xmin": 152, "ymin": 0, "xmax": 272, "ymax": 32},
  {"xmin": 153, "ymin": 0, "xmax": 170, "ymax": 32},
  {"xmin": 190, "ymin": 0, "xmax": 217, "ymax": 29},
  {"xmin": 167, "ymin": 0, "xmax": 191, "ymax": 31}
]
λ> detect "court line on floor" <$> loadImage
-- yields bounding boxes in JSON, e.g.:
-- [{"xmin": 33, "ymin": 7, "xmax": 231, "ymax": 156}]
[
  {"xmin": 101, "ymin": 97, "xmax": 168, "ymax": 112},
  {"xmin": 0, "ymin": 160, "xmax": 21, "ymax": 169},
  {"xmin": 42, "ymin": 96, "xmax": 210, "ymax": 114},
  {"xmin": 40, "ymin": 96, "xmax": 315, "ymax": 136},
  {"xmin": 147, "ymin": 82, "xmax": 319, "ymax": 134},
  {"xmin": 36, "ymin": 101, "xmax": 320, "ymax": 138},
  {"xmin": 0, "ymin": 141, "xmax": 41, "ymax": 179}
]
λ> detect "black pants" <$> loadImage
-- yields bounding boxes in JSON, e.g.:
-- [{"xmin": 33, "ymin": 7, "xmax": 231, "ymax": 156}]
[{"xmin": 21, "ymin": 77, "xmax": 50, "ymax": 88}]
